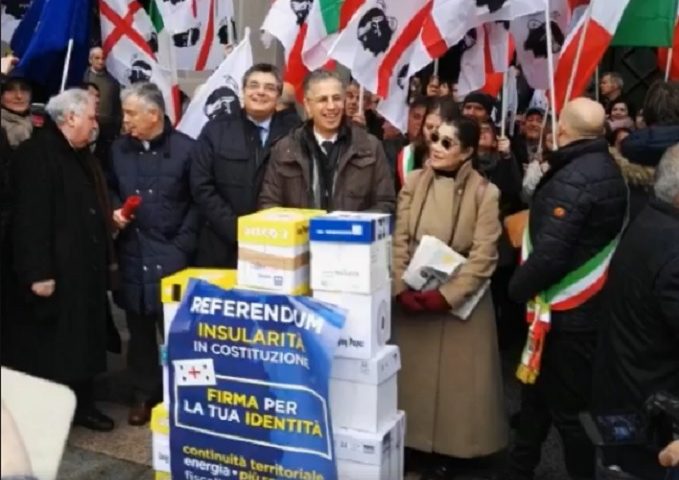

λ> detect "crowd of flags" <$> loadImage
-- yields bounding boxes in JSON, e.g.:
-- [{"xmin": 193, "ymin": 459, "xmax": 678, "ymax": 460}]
[{"xmin": 0, "ymin": 0, "xmax": 677, "ymax": 136}]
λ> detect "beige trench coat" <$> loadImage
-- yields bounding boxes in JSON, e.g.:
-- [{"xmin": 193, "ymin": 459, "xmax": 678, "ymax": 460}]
[{"xmin": 392, "ymin": 163, "xmax": 508, "ymax": 458}]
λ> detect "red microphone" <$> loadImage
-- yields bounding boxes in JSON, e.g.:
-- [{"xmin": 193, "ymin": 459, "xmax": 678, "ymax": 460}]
[{"xmin": 121, "ymin": 195, "xmax": 142, "ymax": 220}]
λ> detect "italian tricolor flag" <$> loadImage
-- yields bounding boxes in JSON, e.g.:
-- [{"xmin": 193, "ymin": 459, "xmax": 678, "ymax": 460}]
[
  {"xmin": 516, "ymin": 224, "xmax": 621, "ymax": 384},
  {"xmin": 553, "ymin": 0, "xmax": 631, "ymax": 113},
  {"xmin": 303, "ymin": 0, "xmax": 365, "ymax": 71}
]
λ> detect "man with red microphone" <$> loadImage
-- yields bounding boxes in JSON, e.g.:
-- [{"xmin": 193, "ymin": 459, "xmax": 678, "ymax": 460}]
[{"xmin": 108, "ymin": 82, "xmax": 197, "ymax": 426}]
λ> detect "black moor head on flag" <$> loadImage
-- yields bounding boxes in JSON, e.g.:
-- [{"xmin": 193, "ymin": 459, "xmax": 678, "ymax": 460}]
[
  {"xmin": 147, "ymin": 32, "xmax": 159, "ymax": 54},
  {"xmin": 173, "ymin": 26, "xmax": 201, "ymax": 48},
  {"xmin": 524, "ymin": 18, "xmax": 565, "ymax": 59},
  {"xmin": 129, "ymin": 59, "xmax": 153, "ymax": 84},
  {"xmin": 290, "ymin": 0, "xmax": 312, "ymax": 26},
  {"xmin": 356, "ymin": 0, "xmax": 397, "ymax": 57},
  {"xmin": 458, "ymin": 28, "xmax": 478, "ymax": 55},
  {"xmin": 218, "ymin": 17, "xmax": 237, "ymax": 45},
  {"xmin": 476, "ymin": 0, "xmax": 508, "ymax": 13},
  {"xmin": 397, "ymin": 64, "xmax": 409, "ymax": 90},
  {"xmin": 2, "ymin": 0, "xmax": 30, "ymax": 19},
  {"xmin": 162, "ymin": 0, "xmax": 187, "ymax": 5},
  {"xmin": 204, "ymin": 86, "xmax": 239, "ymax": 120}
]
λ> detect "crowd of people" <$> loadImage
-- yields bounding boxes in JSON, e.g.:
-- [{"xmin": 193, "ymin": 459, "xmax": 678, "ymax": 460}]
[{"xmin": 0, "ymin": 46, "xmax": 678, "ymax": 479}]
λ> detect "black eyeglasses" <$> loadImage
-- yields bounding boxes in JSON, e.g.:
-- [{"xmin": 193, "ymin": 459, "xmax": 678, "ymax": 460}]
[{"xmin": 430, "ymin": 132, "xmax": 458, "ymax": 151}]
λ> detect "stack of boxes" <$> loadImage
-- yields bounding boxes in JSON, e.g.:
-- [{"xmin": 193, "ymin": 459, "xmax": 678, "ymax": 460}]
[
  {"xmin": 236, "ymin": 208, "xmax": 324, "ymax": 294},
  {"xmin": 309, "ymin": 212, "xmax": 405, "ymax": 480}
]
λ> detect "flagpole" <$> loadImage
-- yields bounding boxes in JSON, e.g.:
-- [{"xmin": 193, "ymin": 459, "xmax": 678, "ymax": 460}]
[
  {"xmin": 60, "ymin": 38, "xmax": 74, "ymax": 92},
  {"xmin": 666, "ymin": 47, "xmax": 674, "ymax": 82},
  {"xmin": 564, "ymin": 3, "xmax": 593, "ymax": 104},
  {"xmin": 594, "ymin": 66, "xmax": 600, "ymax": 102},
  {"xmin": 358, "ymin": 85, "xmax": 365, "ymax": 116},
  {"xmin": 433, "ymin": 59, "xmax": 439, "ymax": 77},
  {"xmin": 500, "ymin": 71, "xmax": 508, "ymax": 138},
  {"xmin": 544, "ymin": 0, "xmax": 558, "ymax": 151}
]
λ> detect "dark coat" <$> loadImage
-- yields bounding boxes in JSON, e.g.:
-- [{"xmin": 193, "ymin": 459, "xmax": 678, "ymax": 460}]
[
  {"xmin": 4, "ymin": 119, "xmax": 110, "ymax": 384},
  {"xmin": 620, "ymin": 125, "xmax": 679, "ymax": 167},
  {"xmin": 108, "ymin": 120, "xmax": 197, "ymax": 315},
  {"xmin": 509, "ymin": 138, "xmax": 628, "ymax": 332},
  {"xmin": 258, "ymin": 122, "xmax": 396, "ymax": 214},
  {"xmin": 190, "ymin": 111, "xmax": 299, "ymax": 268},
  {"xmin": 593, "ymin": 198, "xmax": 679, "ymax": 412}
]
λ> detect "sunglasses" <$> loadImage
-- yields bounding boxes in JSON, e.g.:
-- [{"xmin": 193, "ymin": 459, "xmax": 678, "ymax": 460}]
[{"xmin": 430, "ymin": 132, "xmax": 458, "ymax": 151}]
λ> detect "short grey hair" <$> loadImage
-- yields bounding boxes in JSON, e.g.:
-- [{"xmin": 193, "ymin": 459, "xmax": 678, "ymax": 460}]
[
  {"xmin": 654, "ymin": 143, "xmax": 679, "ymax": 205},
  {"xmin": 45, "ymin": 88, "xmax": 92, "ymax": 125},
  {"xmin": 89, "ymin": 46, "xmax": 103, "ymax": 58},
  {"xmin": 603, "ymin": 72, "xmax": 624, "ymax": 89},
  {"xmin": 121, "ymin": 82, "xmax": 165, "ymax": 114},
  {"xmin": 303, "ymin": 69, "xmax": 346, "ymax": 97}
]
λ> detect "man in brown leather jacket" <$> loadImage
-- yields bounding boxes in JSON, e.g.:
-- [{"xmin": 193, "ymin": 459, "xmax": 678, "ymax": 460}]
[{"xmin": 258, "ymin": 69, "xmax": 395, "ymax": 214}]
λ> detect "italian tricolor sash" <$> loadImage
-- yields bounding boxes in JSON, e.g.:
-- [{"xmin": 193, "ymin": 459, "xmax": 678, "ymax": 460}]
[
  {"xmin": 397, "ymin": 144, "xmax": 415, "ymax": 187},
  {"xmin": 516, "ymin": 223, "xmax": 621, "ymax": 384}
]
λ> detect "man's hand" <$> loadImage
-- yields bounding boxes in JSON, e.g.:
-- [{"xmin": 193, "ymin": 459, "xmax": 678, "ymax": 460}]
[
  {"xmin": 497, "ymin": 136, "xmax": 511, "ymax": 157},
  {"xmin": 659, "ymin": 440, "xmax": 679, "ymax": 467},
  {"xmin": 350, "ymin": 112, "xmax": 366, "ymax": 127},
  {"xmin": 31, "ymin": 279, "xmax": 55, "ymax": 297},
  {"xmin": 113, "ymin": 208, "xmax": 131, "ymax": 229},
  {"xmin": 1, "ymin": 55, "xmax": 18, "ymax": 75}
]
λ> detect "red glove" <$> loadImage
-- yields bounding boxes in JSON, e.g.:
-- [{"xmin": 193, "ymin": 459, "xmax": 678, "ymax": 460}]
[
  {"xmin": 397, "ymin": 290, "xmax": 425, "ymax": 313},
  {"xmin": 414, "ymin": 290, "xmax": 450, "ymax": 312},
  {"xmin": 121, "ymin": 195, "xmax": 142, "ymax": 220}
]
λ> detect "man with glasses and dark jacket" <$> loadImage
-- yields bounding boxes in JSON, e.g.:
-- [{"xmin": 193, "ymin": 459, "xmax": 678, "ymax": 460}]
[{"xmin": 190, "ymin": 64, "xmax": 300, "ymax": 268}]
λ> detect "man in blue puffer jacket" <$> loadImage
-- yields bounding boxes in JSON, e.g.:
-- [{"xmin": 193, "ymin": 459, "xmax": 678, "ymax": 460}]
[{"xmin": 108, "ymin": 82, "xmax": 197, "ymax": 426}]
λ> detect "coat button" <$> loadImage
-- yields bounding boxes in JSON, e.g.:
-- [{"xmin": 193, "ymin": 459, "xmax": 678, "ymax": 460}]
[
  {"xmin": 89, "ymin": 207, "xmax": 96, "ymax": 215},
  {"xmin": 135, "ymin": 227, "xmax": 140, "ymax": 233},
  {"xmin": 148, "ymin": 189, "xmax": 153, "ymax": 194},
  {"xmin": 156, "ymin": 265, "xmax": 161, "ymax": 270},
  {"xmin": 135, "ymin": 189, "xmax": 140, "ymax": 194},
  {"xmin": 143, "ymin": 265, "xmax": 148, "ymax": 271}
]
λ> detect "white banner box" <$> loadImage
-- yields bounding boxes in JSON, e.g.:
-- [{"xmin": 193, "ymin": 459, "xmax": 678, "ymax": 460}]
[
  {"xmin": 334, "ymin": 410, "xmax": 405, "ymax": 480},
  {"xmin": 313, "ymin": 283, "xmax": 391, "ymax": 360},
  {"xmin": 330, "ymin": 345, "xmax": 400, "ymax": 432},
  {"xmin": 310, "ymin": 212, "xmax": 392, "ymax": 294}
]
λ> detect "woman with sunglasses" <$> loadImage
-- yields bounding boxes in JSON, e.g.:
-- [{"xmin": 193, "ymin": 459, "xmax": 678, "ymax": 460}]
[
  {"xmin": 395, "ymin": 96, "xmax": 459, "ymax": 191},
  {"xmin": 393, "ymin": 116, "xmax": 508, "ymax": 477}
]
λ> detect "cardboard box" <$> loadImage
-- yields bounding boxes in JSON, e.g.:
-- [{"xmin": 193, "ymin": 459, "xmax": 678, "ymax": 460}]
[
  {"xmin": 237, "ymin": 208, "xmax": 323, "ymax": 293},
  {"xmin": 151, "ymin": 404, "xmax": 170, "ymax": 474},
  {"xmin": 310, "ymin": 212, "xmax": 392, "ymax": 294},
  {"xmin": 330, "ymin": 345, "xmax": 400, "ymax": 432},
  {"xmin": 313, "ymin": 283, "xmax": 391, "ymax": 359},
  {"xmin": 334, "ymin": 411, "xmax": 405, "ymax": 480}
]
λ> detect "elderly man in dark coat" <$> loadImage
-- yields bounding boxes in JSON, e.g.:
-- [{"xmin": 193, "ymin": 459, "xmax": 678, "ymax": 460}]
[
  {"xmin": 592, "ymin": 143, "xmax": 679, "ymax": 480},
  {"xmin": 108, "ymin": 82, "xmax": 197, "ymax": 426},
  {"xmin": 6, "ymin": 88, "xmax": 116, "ymax": 432}
]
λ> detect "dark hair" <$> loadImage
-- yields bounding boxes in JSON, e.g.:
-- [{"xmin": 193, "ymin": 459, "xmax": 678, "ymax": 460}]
[
  {"xmin": 302, "ymin": 68, "xmax": 346, "ymax": 97},
  {"xmin": 242, "ymin": 63, "xmax": 283, "ymax": 94},
  {"xmin": 425, "ymin": 116, "xmax": 480, "ymax": 162},
  {"xmin": 642, "ymin": 80, "xmax": 679, "ymax": 126},
  {"xmin": 409, "ymin": 95, "xmax": 429, "ymax": 110},
  {"xmin": 610, "ymin": 99, "xmax": 631, "ymax": 114}
]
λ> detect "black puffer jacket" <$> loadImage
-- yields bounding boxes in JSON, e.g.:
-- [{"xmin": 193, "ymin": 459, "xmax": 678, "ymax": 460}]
[{"xmin": 509, "ymin": 138, "xmax": 628, "ymax": 332}]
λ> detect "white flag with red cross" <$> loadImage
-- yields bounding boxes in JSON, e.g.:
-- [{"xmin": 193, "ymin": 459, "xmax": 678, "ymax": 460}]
[
  {"xmin": 174, "ymin": 358, "xmax": 217, "ymax": 387},
  {"xmin": 99, "ymin": 0, "xmax": 181, "ymax": 124}
]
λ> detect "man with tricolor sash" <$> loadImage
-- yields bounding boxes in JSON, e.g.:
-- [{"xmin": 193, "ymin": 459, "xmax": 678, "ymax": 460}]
[{"xmin": 502, "ymin": 98, "xmax": 628, "ymax": 480}]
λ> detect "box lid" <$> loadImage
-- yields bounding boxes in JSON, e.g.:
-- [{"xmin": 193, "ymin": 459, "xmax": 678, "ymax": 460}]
[
  {"xmin": 310, "ymin": 212, "xmax": 391, "ymax": 244},
  {"xmin": 150, "ymin": 403, "xmax": 169, "ymax": 435},
  {"xmin": 333, "ymin": 411, "xmax": 405, "ymax": 465},
  {"xmin": 238, "ymin": 208, "xmax": 325, "ymax": 247},
  {"xmin": 331, "ymin": 345, "xmax": 400, "ymax": 384},
  {"xmin": 160, "ymin": 268, "xmax": 237, "ymax": 303}
]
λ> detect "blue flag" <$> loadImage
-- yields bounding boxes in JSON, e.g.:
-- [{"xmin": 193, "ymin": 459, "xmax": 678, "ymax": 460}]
[{"xmin": 10, "ymin": 0, "xmax": 91, "ymax": 94}]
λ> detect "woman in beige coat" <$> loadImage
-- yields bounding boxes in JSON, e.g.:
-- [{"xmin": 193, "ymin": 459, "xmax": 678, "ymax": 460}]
[{"xmin": 392, "ymin": 116, "xmax": 508, "ymax": 470}]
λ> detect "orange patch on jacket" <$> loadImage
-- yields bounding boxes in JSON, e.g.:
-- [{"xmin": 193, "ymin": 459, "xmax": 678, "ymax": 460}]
[{"xmin": 553, "ymin": 207, "xmax": 567, "ymax": 218}]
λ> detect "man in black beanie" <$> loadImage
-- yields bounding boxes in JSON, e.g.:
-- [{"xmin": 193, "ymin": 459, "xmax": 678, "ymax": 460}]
[{"xmin": 462, "ymin": 91, "xmax": 495, "ymax": 123}]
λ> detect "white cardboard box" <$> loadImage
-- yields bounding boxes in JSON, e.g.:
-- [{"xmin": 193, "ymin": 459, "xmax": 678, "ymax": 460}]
[
  {"xmin": 151, "ymin": 404, "xmax": 170, "ymax": 473},
  {"xmin": 334, "ymin": 411, "xmax": 405, "ymax": 480},
  {"xmin": 237, "ymin": 256, "xmax": 309, "ymax": 295},
  {"xmin": 309, "ymin": 212, "xmax": 391, "ymax": 294},
  {"xmin": 314, "ymin": 283, "xmax": 391, "ymax": 360},
  {"xmin": 330, "ymin": 345, "xmax": 400, "ymax": 432}
]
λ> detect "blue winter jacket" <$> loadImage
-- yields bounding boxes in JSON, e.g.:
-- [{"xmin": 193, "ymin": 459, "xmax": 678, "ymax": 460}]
[{"xmin": 108, "ymin": 119, "xmax": 197, "ymax": 315}]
